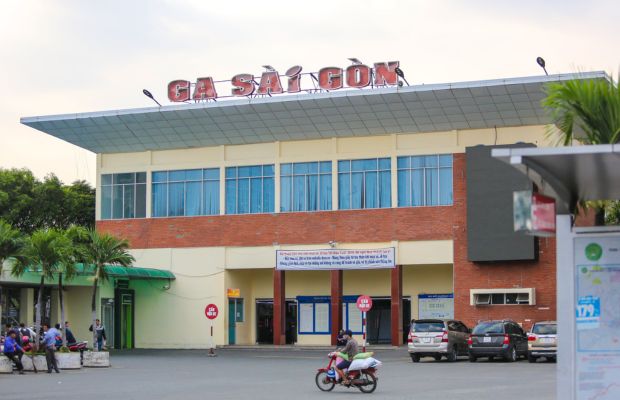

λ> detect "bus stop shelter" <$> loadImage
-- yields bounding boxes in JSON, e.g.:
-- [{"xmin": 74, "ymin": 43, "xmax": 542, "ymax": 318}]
[{"xmin": 493, "ymin": 144, "xmax": 620, "ymax": 400}]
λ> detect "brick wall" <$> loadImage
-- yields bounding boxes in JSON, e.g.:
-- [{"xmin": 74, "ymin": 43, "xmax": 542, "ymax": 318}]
[{"xmin": 97, "ymin": 153, "xmax": 557, "ymax": 330}]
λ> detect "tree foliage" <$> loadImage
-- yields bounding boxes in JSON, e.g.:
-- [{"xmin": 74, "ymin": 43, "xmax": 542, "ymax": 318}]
[
  {"xmin": 543, "ymin": 75, "xmax": 620, "ymax": 223},
  {"xmin": 0, "ymin": 168, "xmax": 95, "ymax": 233},
  {"xmin": 543, "ymin": 75, "xmax": 620, "ymax": 145}
]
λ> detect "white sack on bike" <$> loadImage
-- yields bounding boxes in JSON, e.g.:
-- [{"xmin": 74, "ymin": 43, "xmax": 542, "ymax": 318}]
[{"xmin": 348, "ymin": 357, "xmax": 382, "ymax": 371}]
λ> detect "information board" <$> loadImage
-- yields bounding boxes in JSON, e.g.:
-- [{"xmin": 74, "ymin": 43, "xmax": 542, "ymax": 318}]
[
  {"xmin": 276, "ymin": 248, "xmax": 395, "ymax": 270},
  {"xmin": 418, "ymin": 294, "xmax": 454, "ymax": 319},
  {"xmin": 575, "ymin": 236, "xmax": 620, "ymax": 400}
]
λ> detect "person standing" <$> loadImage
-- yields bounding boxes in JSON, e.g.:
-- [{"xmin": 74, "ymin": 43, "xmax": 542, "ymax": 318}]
[
  {"xmin": 89, "ymin": 319, "xmax": 107, "ymax": 351},
  {"xmin": 2, "ymin": 330, "xmax": 25, "ymax": 375},
  {"xmin": 42, "ymin": 324, "xmax": 60, "ymax": 373},
  {"xmin": 65, "ymin": 321, "xmax": 77, "ymax": 345}
]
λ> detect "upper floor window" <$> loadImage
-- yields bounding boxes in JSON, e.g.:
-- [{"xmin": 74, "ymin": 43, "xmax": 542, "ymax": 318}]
[
  {"xmin": 152, "ymin": 168, "xmax": 219, "ymax": 217},
  {"xmin": 397, "ymin": 154, "xmax": 452, "ymax": 207},
  {"xmin": 281, "ymin": 161, "xmax": 332, "ymax": 212},
  {"xmin": 101, "ymin": 172, "xmax": 146, "ymax": 219},
  {"xmin": 225, "ymin": 165, "xmax": 274, "ymax": 214},
  {"xmin": 338, "ymin": 158, "xmax": 391, "ymax": 209}
]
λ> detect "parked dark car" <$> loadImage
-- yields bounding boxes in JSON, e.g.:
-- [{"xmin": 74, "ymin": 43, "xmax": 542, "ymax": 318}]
[
  {"xmin": 468, "ymin": 320, "xmax": 528, "ymax": 362},
  {"xmin": 408, "ymin": 319, "xmax": 471, "ymax": 362}
]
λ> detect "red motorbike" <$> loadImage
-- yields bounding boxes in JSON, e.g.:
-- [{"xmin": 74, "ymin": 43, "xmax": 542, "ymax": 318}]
[{"xmin": 315, "ymin": 354, "xmax": 378, "ymax": 393}]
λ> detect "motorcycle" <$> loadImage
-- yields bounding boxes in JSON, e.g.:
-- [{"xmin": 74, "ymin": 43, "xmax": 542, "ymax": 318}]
[
  {"xmin": 315, "ymin": 353, "xmax": 378, "ymax": 393},
  {"xmin": 67, "ymin": 341, "xmax": 88, "ymax": 365}
]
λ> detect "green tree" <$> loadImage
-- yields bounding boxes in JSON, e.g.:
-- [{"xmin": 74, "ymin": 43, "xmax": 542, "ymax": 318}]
[
  {"xmin": 78, "ymin": 229, "xmax": 134, "ymax": 351},
  {"xmin": 0, "ymin": 220, "xmax": 25, "ymax": 325},
  {"xmin": 543, "ymin": 75, "xmax": 620, "ymax": 223},
  {"xmin": 0, "ymin": 169, "xmax": 95, "ymax": 234},
  {"xmin": 11, "ymin": 229, "xmax": 73, "ymax": 350}
]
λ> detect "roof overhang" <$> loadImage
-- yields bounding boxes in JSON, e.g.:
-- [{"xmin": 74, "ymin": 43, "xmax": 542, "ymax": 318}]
[
  {"xmin": 21, "ymin": 71, "xmax": 609, "ymax": 154},
  {"xmin": 492, "ymin": 144, "xmax": 620, "ymax": 214},
  {"xmin": 76, "ymin": 264, "xmax": 175, "ymax": 281}
]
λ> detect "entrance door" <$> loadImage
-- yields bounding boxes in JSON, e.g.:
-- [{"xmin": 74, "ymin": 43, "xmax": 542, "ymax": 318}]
[
  {"xmin": 367, "ymin": 299, "xmax": 391, "ymax": 344},
  {"xmin": 101, "ymin": 298, "xmax": 115, "ymax": 348},
  {"xmin": 256, "ymin": 301, "xmax": 273, "ymax": 344},
  {"xmin": 255, "ymin": 299, "xmax": 297, "ymax": 345},
  {"xmin": 114, "ymin": 289, "xmax": 134, "ymax": 349},
  {"xmin": 228, "ymin": 299, "xmax": 236, "ymax": 345},
  {"xmin": 285, "ymin": 301, "xmax": 297, "ymax": 344}
]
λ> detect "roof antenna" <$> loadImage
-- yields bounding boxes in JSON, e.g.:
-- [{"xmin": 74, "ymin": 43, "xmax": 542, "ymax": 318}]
[
  {"xmin": 143, "ymin": 89, "xmax": 162, "ymax": 107},
  {"xmin": 536, "ymin": 57, "xmax": 548, "ymax": 76}
]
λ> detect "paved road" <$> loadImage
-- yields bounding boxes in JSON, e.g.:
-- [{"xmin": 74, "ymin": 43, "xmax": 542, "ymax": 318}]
[{"xmin": 0, "ymin": 349, "xmax": 555, "ymax": 400}]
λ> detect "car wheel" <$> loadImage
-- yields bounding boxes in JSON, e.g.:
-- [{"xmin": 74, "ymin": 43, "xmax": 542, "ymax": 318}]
[
  {"xmin": 410, "ymin": 354, "xmax": 420, "ymax": 363},
  {"xmin": 434, "ymin": 355, "xmax": 442, "ymax": 361},
  {"xmin": 468, "ymin": 355, "xmax": 477, "ymax": 362},
  {"xmin": 528, "ymin": 354, "xmax": 537, "ymax": 363},
  {"xmin": 548, "ymin": 357, "xmax": 556, "ymax": 363},
  {"xmin": 488, "ymin": 356, "xmax": 494, "ymax": 361},
  {"xmin": 447, "ymin": 346, "xmax": 457, "ymax": 362},
  {"xmin": 506, "ymin": 346, "xmax": 517, "ymax": 362}
]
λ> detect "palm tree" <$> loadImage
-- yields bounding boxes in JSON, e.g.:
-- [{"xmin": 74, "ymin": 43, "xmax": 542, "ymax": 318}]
[
  {"xmin": 543, "ymin": 75, "xmax": 620, "ymax": 222},
  {"xmin": 0, "ymin": 220, "xmax": 24, "ymax": 326},
  {"xmin": 11, "ymin": 229, "xmax": 73, "ymax": 350},
  {"xmin": 56, "ymin": 225, "xmax": 89, "ymax": 347},
  {"xmin": 78, "ymin": 229, "xmax": 134, "ymax": 351}
]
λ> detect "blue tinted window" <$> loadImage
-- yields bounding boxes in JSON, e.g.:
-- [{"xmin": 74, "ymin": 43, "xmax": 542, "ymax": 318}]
[
  {"xmin": 225, "ymin": 164, "xmax": 275, "ymax": 214},
  {"xmin": 397, "ymin": 154, "xmax": 452, "ymax": 207},
  {"xmin": 280, "ymin": 161, "xmax": 332, "ymax": 212},
  {"xmin": 101, "ymin": 172, "xmax": 146, "ymax": 220},
  {"xmin": 338, "ymin": 158, "xmax": 391, "ymax": 209},
  {"xmin": 151, "ymin": 168, "xmax": 220, "ymax": 217}
]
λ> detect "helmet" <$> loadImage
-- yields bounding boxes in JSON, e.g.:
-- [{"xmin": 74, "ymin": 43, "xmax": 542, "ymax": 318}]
[{"xmin": 22, "ymin": 336, "xmax": 30, "ymax": 343}]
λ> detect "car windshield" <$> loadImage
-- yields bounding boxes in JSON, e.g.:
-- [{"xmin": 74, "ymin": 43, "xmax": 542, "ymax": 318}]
[
  {"xmin": 473, "ymin": 322, "xmax": 504, "ymax": 334},
  {"xmin": 532, "ymin": 324, "xmax": 557, "ymax": 334},
  {"xmin": 412, "ymin": 321, "xmax": 445, "ymax": 332}
]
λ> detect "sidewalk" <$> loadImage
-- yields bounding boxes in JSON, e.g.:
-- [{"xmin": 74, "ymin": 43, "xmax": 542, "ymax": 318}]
[{"xmin": 221, "ymin": 344, "xmax": 406, "ymax": 351}]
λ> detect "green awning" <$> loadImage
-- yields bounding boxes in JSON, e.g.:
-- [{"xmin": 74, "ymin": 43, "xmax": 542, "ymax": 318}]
[{"xmin": 75, "ymin": 264, "xmax": 175, "ymax": 281}]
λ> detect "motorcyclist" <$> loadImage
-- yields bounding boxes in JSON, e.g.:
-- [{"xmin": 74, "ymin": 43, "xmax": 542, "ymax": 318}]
[{"xmin": 334, "ymin": 329, "xmax": 358, "ymax": 386}]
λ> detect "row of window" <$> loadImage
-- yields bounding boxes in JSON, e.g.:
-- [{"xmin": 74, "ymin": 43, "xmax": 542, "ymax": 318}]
[{"xmin": 100, "ymin": 155, "xmax": 453, "ymax": 219}]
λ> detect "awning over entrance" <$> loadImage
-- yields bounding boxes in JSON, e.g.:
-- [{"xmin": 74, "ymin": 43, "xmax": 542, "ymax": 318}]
[
  {"xmin": 76, "ymin": 264, "xmax": 176, "ymax": 280},
  {"xmin": 492, "ymin": 144, "xmax": 620, "ymax": 213}
]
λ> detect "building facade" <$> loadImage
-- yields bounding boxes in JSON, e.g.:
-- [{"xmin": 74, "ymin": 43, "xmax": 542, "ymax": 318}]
[{"xmin": 18, "ymin": 71, "xmax": 604, "ymax": 348}]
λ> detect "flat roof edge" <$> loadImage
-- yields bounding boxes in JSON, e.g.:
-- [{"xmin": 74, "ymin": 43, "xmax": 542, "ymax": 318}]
[{"xmin": 21, "ymin": 71, "xmax": 608, "ymax": 124}]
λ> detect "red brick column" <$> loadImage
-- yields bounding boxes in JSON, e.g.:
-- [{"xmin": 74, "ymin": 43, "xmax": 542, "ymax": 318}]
[
  {"xmin": 391, "ymin": 265, "xmax": 403, "ymax": 346},
  {"xmin": 273, "ymin": 269, "xmax": 286, "ymax": 345},
  {"xmin": 330, "ymin": 270, "xmax": 343, "ymax": 345}
]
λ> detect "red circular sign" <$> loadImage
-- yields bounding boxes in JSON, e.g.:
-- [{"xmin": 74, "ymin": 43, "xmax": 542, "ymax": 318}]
[
  {"xmin": 205, "ymin": 304, "xmax": 219, "ymax": 320},
  {"xmin": 356, "ymin": 295, "xmax": 373, "ymax": 312}
]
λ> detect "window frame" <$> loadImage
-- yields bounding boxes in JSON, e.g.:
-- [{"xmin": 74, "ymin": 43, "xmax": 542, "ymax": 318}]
[
  {"xmin": 151, "ymin": 168, "xmax": 220, "ymax": 218},
  {"xmin": 100, "ymin": 172, "xmax": 147, "ymax": 220},
  {"xmin": 337, "ymin": 158, "xmax": 391, "ymax": 210},
  {"xmin": 397, "ymin": 154, "xmax": 453, "ymax": 207},
  {"xmin": 280, "ymin": 161, "xmax": 332, "ymax": 212}
]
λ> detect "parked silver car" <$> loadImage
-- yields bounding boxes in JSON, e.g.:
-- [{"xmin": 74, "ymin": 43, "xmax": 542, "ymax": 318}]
[
  {"xmin": 528, "ymin": 321, "xmax": 557, "ymax": 362},
  {"xmin": 407, "ymin": 319, "xmax": 471, "ymax": 362}
]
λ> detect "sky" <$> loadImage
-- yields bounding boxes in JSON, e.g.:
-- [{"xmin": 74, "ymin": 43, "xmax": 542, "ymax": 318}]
[{"xmin": 0, "ymin": 0, "xmax": 617, "ymax": 185}]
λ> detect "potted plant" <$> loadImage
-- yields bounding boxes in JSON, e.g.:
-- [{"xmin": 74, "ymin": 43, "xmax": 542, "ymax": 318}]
[
  {"xmin": 0, "ymin": 354, "xmax": 13, "ymax": 373},
  {"xmin": 55, "ymin": 346, "xmax": 81, "ymax": 369},
  {"xmin": 21, "ymin": 350, "xmax": 47, "ymax": 372}
]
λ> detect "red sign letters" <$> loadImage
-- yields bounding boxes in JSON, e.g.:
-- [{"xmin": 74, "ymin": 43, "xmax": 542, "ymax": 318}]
[{"xmin": 167, "ymin": 61, "xmax": 401, "ymax": 102}]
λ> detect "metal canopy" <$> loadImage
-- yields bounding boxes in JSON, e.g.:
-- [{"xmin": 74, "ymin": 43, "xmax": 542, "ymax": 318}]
[
  {"xmin": 76, "ymin": 264, "xmax": 175, "ymax": 280},
  {"xmin": 21, "ymin": 72, "xmax": 607, "ymax": 154},
  {"xmin": 492, "ymin": 144, "xmax": 620, "ymax": 214}
]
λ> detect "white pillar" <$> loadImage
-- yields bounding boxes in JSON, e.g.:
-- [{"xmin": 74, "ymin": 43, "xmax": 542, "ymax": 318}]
[{"xmin": 556, "ymin": 214, "xmax": 575, "ymax": 400}]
